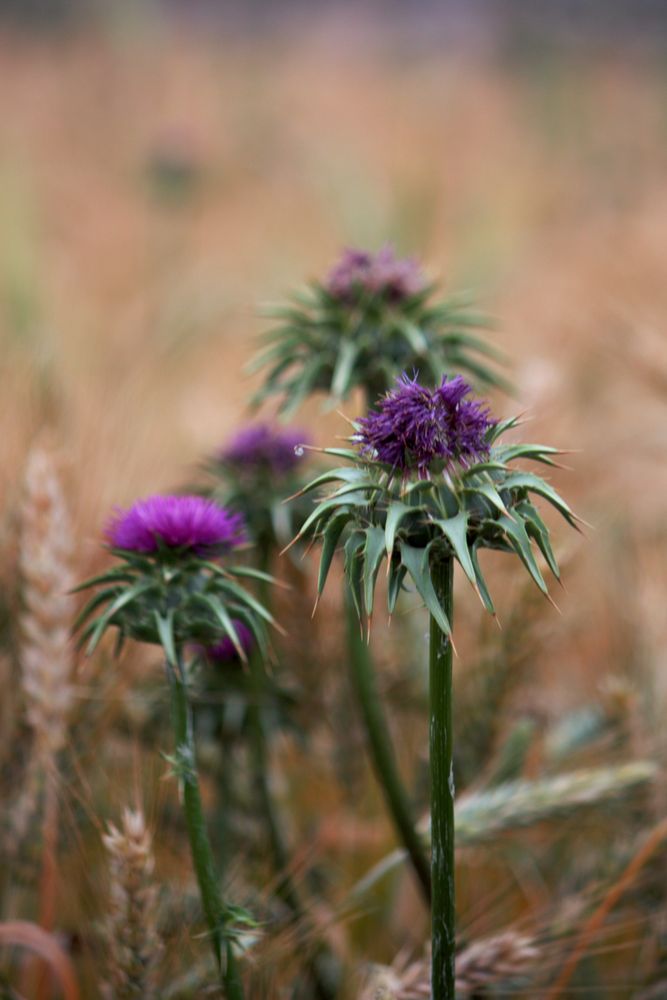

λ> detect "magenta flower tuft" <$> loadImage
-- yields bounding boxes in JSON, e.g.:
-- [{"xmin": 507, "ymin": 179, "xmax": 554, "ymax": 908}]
[
  {"xmin": 107, "ymin": 494, "xmax": 246, "ymax": 554},
  {"xmin": 203, "ymin": 620, "xmax": 255, "ymax": 664},
  {"xmin": 220, "ymin": 423, "xmax": 310, "ymax": 477},
  {"xmin": 326, "ymin": 245, "xmax": 426, "ymax": 303},
  {"xmin": 356, "ymin": 373, "xmax": 494, "ymax": 477}
]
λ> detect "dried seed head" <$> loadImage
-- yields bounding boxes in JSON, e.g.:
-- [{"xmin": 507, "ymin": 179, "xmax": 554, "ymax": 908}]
[
  {"xmin": 19, "ymin": 443, "xmax": 75, "ymax": 760},
  {"xmin": 456, "ymin": 932, "xmax": 539, "ymax": 994},
  {"xmin": 360, "ymin": 932, "xmax": 539, "ymax": 999},
  {"xmin": 102, "ymin": 808, "xmax": 162, "ymax": 1000}
]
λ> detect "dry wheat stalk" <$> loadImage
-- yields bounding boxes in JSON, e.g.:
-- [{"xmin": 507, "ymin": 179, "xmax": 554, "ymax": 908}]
[
  {"xmin": 455, "ymin": 761, "xmax": 657, "ymax": 845},
  {"xmin": 2, "ymin": 444, "xmax": 75, "ymax": 860},
  {"xmin": 360, "ymin": 931, "xmax": 538, "ymax": 999},
  {"xmin": 102, "ymin": 808, "xmax": 163, "ymax": 1000},
  {"xmin": 19, "ymin": 443, "xmax": 75, "ymax": 761},
  {"xmin": 352, "ymin": 762, "xmax": 657, "ymax": 900}
]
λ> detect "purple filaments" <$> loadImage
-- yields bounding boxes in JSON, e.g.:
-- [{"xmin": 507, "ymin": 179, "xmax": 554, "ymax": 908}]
[
  {"xmin": 204, "ymin": 620, "xmax": 255, "ymax": 664},
  {"xmin": 220, "ymin": 424, "xmax": 310, "ymax": 476},
  {"xmin": 107, "ymin": 494, "xmax": 246, "ymax": 554},
  {"xmin": 326, "ymin": 246, "xmax": 425, "ymax": 303},
  {"xmin": 356, "ymin": 374, "xmax": 494, "ymax": 478}
]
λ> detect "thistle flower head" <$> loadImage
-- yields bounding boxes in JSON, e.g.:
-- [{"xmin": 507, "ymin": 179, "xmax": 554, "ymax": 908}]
[
  {"xmin": 77, "ymin": 495, "xmax": 271, "ymax": 662},
  {"xmin": 292, "ymin": 398, "xmax": 578, "ymax": 635},
  {"xmin": 220, "ymin": 423, "xmax": 309, "ymax": 478},
  {"xmin": 203, "ymin": 620, "xmax": 254, "ymax": 664},
  {"xmin": 106, "ymin": 494, "xmax": 246, "ymax": 556},
  {"xmin": 356, "ymin": 373, "xmax": 494, "ymax": 477},
  {"xmin": 326, "ymin": 245, "xmax": 425, "ymax": 303},
  {"xmin": 251, "ymin": 249, "xmax": 508, "ymax": 416}
]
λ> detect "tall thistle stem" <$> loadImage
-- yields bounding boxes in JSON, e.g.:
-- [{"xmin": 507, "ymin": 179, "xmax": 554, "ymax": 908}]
[
  {"xmin": 336, "ymin": 385, "xmax": 432, "ymax": 905},
  {"xmin": 250, "ymin": 542, "xmax": 301, "ymax": 908},
  {"xmin": 252, "ymin": 542, "xmax": 337, "ymax": 1000},
  {"xmin": 168, "ymin": 650, "xmax": 244, "ymax": 1000},
  {"xmin": 430, "ymin": 555, "xmax": 455, "ymax": 999},
  {"xmin": 345, "ymin": 589, "xmax": 431, "ymax": 903}
]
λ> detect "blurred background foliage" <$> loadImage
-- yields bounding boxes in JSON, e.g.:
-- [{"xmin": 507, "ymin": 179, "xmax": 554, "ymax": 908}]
[{"xmin": 0, "ymin": 2, "xmax": 667, "ymax": 997}]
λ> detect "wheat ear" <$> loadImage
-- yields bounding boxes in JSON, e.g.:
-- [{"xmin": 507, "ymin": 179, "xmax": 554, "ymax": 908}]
[
  {"xmin": 19, "ymin": 443, "xmax": 75, "ymax": 762},
  {"xmin": 360, "ymin": 931, "xmax": 538, "ymax": 999},
  {"xmin": 102, "ymin": 808, "xmax": 163, "ymax": 1000}
]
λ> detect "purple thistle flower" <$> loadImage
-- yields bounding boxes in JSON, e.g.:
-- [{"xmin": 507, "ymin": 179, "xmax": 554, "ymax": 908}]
[
  {"xmin": 202, "ymin": 620, "xmax": 255, "ymax": 663},
  {"xmin": 107, "ymin": 494, "xmax": 246, "ymax": 555},
  {"xmin": 356, "ymin": 373, "xmax": 494, "ymax": 478},
  {"xmin": 220, "ymin": 423, "xmax": 310, "ymax": 477},
  {"xmin": 326, "ymin": 245, "xmax": 425, "ymax": 303}
]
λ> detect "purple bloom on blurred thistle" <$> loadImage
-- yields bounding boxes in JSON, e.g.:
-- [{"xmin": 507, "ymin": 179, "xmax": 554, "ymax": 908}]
[
  {"xmin": 326, "ymin": 245, "xmax": 425, "ymax": 303},
  {"xmin": 356, "ymin": 373, "xmax": 494, "ymax": 477},
  {"xmin": 107, "ymin": 494, "xmax": 246, "ymax": 554},
  {"xmin": 203, "ymin": 620, "xmax": 254, "ymax": 663},
  {"xmin": 220, "ymin": 423, "xmax": 310, "ymax": 476}
]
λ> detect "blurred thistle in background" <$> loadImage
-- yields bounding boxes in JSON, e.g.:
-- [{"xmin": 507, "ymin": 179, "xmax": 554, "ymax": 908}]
[{"xmin": 251, "ymin": 244, "xmax": 508, "ymax": 416}]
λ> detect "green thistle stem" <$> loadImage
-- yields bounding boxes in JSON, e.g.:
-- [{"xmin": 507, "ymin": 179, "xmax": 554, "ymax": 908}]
[
  {"xmin": 251, "ymin": 543, "xmax": 337, "ymax": 1000},
  {"xmin": 168, "ymin": 653, "xmax": 244, "ymax": 1000},
  {"xmin": 251, "ymin": 543, "xmax": 301, "ymax": 908},
  {"xmin": 429, "ymin": 555, "xmax": 455, "ymax": 999},
  {"xmin": 247, "ymin": 650, "xmax": 301, "ymax": 911},
  {"xmin": 345, "ymin": 587, "xmax": 431, "ymax": 904}
]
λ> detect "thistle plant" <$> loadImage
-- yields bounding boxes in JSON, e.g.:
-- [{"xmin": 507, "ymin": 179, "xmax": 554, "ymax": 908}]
[
  {"xmin": 76, "ymin": 493, "xmax": 278, "ymax": 999},
  {"xmin": 253, "ymin": 249, "xmax": 509, "ymax": 907},
  {"xmin": 292, "ymin": 373, "xmax": 578, "ymax": 999},
  {"xmin": 250, "ymin": 245, "xmax": 508, "ymax": 416},
  {"xmin": 196, "ymin": 430, "xmax": 338, "ymax": 999},
  {"xmin": 202, "ymin": 422, "xmax": 312, "ymax": 558}
]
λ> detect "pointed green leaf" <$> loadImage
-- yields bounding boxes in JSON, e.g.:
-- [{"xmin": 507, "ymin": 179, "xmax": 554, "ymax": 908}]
[
  {"xmin": 224, "ymin": 565, "xmax": 277, "ymax": 586},
  {"xmin": 434, "ymin": 511, "xmax": 476, "ymax": 584},
  {"xmin": 462, "ymin": 479, "xmax": 509, "ymax": 516},
  {"xmin": 280, "ymin": 357, "xmax": 325, "ymax": 417},
  {"xmin": 232, "ymin": 605, "xmax": 269, "ymax": 663},
  {"xmin": 86, "ymin": 580, "xmax": 155, "ymax": 655},
  {"xmin": 295, "ymin": 466, "xmax": 368, "ymax": 496},
  {"xmin": 395, "ymin": 317, "xmax": 429, "ymax": 355},
  {"xmin": 487, "ymin": 414, "xmax": 522, "ymax": 443},
  {"xmin": 399, "ymin": 542, "xmax": 451, "ymax": 636},
  {"xmin": 70, "ymin": 569, "xmax": 135, "ymax": 594},
  {"xmin": 72, "ymin": 587, "xmax": 122, "ymax": 633},
  {"xmin": 191, "ymin": 593, "xmax": 247, "ymax": 661},
  {"xmin": 344, "ymin": 532, "xmax": 365, "ymax": 620},
  {"xmin": 515, "ymin": 501, "xmax": 560, "ymax": 579},
  {"xmin": 402, "ymin": 479, "xmax": 436, "ymax": 500},
  {"xmin": 362, "ymin": 525, "xmax": 387, "ymax": 616},
  {"xmin": 497, "ymin": 513, "xmax": 548, "ymax": 594},
  {"xmin": 387, "ymin": 560, "xmax": 408, "ymax": 614},
  {"xmin": 296, "ymin": 493, "xmax": 366, "ymax": 541},
  {"xmin": 331, "ymin": 339, "xmax": 361, "ymax": 399},
  {"xmin": 495, "ymin": 443, "xmax": 561, "ymax": 467},
  {"xmin": 471, "ymin": 543, "xmax": 495, "ymax": 614},
  {"xmin": 154, "ymin": 610, "xmax": 177, "ymax": 666},
  {"xmin": 502, "ymin": 471, "xmax": 577, "ymax": 525},
  {"xmin": 384, "ymin": 502, "xmax": 419, "ymax": 556},
  {"xmin": 214, "ymin": 579, "xmax": 276, "ymax": 626},
  {"xmin": 317, "ymin": 511, "xmax": 352, "ymax": 596},
  {"xmin": 330, "ymin": 481, "xmax": 382, "ymax": 501}
]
